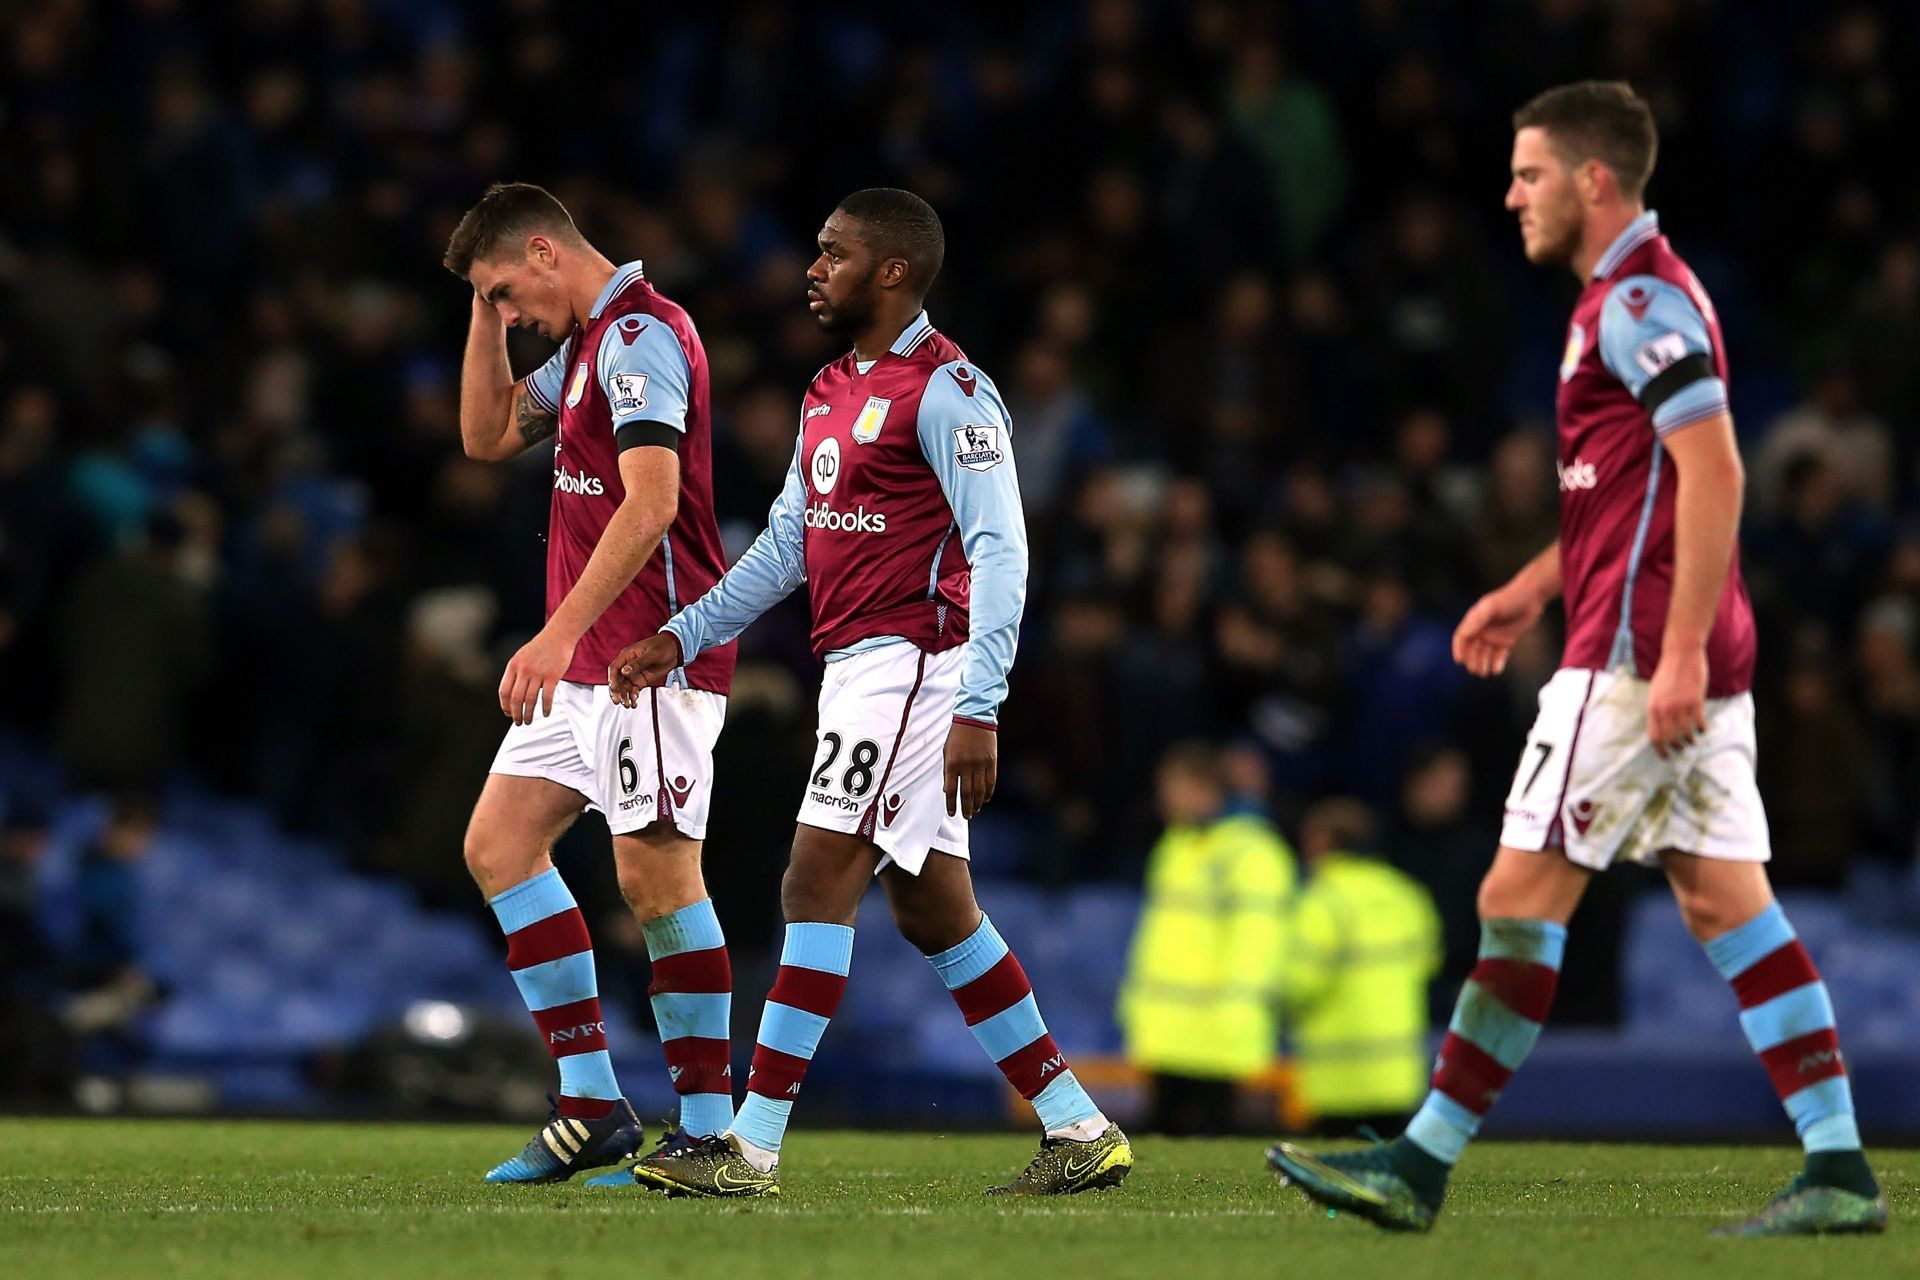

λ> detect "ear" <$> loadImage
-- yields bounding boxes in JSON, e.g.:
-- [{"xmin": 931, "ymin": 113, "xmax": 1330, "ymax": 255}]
[
  {"xmin": 526, "ymin": 234, "xmax": 556, "ymax": 266},
  {"xmin": 880, "ymin": 256, "xmax": 909, "ymax": 291},
  {"xmin": 1576, "ymin": 160, "xmax": 1610, "ymax": 206}
]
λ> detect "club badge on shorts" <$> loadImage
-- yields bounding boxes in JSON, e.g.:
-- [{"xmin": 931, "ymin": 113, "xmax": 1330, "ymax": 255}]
[{"xmin": 852, "ymin": 396, "xmax": 891, "ymax": 444}]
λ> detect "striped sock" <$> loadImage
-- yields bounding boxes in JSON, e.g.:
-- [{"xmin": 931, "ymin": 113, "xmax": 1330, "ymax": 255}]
[
  {"xmin": 641, "ymin": 899, "xmax": 733, "ymax": 1138},
  {"xmin": 1704, "ymin": 903, "xmax": 1862, "ymax": 1155},
  {"xmin": 729, "ymin": 922, "xmax": 853, "ymax": 1156},
  {"xmin": 929, "ymin": 916, "xmax": 1103, "ymax": 1135},
  {"xmin": 490, "ymin": 868, "xmax": 620, "ymax": 1120},
  {"xmin": 1404, "ymin": 917, "xmax": 1566, "ymax": 1165}
]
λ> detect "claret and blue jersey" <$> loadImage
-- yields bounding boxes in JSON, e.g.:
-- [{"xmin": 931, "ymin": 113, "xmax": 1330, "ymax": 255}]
[
  {"xmin": 521, "ymin": 260, "xmax": 735, "ymax": 693},
  {"xmin": 666, "ymin": 310, "xmax": 1028, "ymax": 726},
  {"xmin": 1555, "ymin": 211, "xmax": 1757, "ymax": 696}
]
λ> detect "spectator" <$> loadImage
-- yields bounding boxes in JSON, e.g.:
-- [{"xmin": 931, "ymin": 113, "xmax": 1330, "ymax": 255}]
[
  {"xmin": 1118, "ymin": 741, "xmax": 1295, "ymax": 1135},
  {"xmin": 1283, "ymin": 797, "xmax": 1441, "ymax": 1136},
  {"xmin": 53, "ymin": 509, "xmax": 212, "ymax": 791}
]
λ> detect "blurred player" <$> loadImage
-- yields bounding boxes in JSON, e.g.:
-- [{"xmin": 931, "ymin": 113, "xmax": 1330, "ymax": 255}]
[
  {"xmin": 590, "ymin": 189, "xmax": 1131, "ymax": 1198},
  {"xmin": 1269, "ymin": 82, "xmax": 1886, "ymax": 1236},
  {"xmin": 443, "ymin": 183, "xmax": 738, "ymax": 1182}
]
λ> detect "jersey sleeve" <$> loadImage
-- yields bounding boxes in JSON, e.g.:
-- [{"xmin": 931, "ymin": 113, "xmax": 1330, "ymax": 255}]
[
  {"xmin": 522, "ymin": 343, "xmax": 569, "ymax": 416},
  {"xmin": 595, "ymin": 317, "xmax": 692, "ymax": 433},
  {"xmin": 916, "ymin": 359, "xmax": 1028, "ymax": 725},
  {"xmin": 663, "ymin": 429, "xmax": 808, "ymax": 660},
  {"xmin": 1597, "ymin": 275, "xmax": 1729, "ymax": 435}
]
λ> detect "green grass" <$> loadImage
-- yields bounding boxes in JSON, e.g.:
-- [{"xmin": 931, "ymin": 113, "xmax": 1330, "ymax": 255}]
[{"xmin": 0, "ymin": 1120, "xmax": 1910, "ymax": 1279}]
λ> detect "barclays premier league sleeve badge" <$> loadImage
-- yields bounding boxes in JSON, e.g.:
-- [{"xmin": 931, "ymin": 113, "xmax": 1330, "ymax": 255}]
[
  {"xmin": 609, "ymin": 372, "xmax": 650, "ymax": 416},
  {"xmin": 952, "ymin": 423, "xmax": 1004, "ymax": 471}
]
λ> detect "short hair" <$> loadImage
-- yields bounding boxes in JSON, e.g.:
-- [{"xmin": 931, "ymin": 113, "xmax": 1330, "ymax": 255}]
[
  {"xmin": 837, "ymin": 188, "xmax": 945, "ymax": 299},
  {"xmin": 1302, "ymin": 797, "xmax": 1375, "ymax": 854},
  {"xmin": 443, "ymin": 182, "xmax": 584, "ymax": 278},
  {"xmin": 1512, "ymin": 80, "xmax": 1658, "ymax": 199},
  {"xmin": 1158, "ymin": 740, "xmax": 1224, "ymax": 786}
]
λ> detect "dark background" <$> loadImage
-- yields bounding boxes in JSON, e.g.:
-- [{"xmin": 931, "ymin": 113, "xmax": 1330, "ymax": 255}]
[{"xmin": 2, "ymin": 0, "xmax": 1916, "ymax": 1123}]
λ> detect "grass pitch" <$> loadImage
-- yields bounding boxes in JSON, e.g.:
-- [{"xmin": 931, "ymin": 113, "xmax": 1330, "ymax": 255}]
[{"xmin": 0, "ymin": 1120, "xmax": 1910, "ymax": 1279}]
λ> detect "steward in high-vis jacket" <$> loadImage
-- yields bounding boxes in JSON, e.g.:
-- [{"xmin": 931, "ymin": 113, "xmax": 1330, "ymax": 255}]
[
  {"xmin": 1285, "ymin": 798, "xmax": 1442, "ymax": 1133},
  {"xmin": 1120, "ymin": 742, "xmax": 1296, "ymax": 1135}
]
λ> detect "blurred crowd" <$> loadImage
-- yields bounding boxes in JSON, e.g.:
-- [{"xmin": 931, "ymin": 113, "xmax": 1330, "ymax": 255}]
[{"xmin": 3, "ymin": 0, "xmax": 1919, "ymax": 980}]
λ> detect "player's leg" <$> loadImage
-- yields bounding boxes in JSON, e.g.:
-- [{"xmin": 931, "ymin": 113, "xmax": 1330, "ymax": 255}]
[
  {"xmin": 1663, "ymin": 852, "xmax": 1886, "ymax": 1235},
  {"xmin": 466, "ymin": 770, "xmax": 642, "ymax": 1183},
  {"xmin": 615, "ymin": 822, "xmax": 872, "ymax": 1196},
  {"xmin": 611, "ymin": 822, "xmax": 733, "ymax": 1142},
  {"xmin": 1269, "ymin": 843, "xmax": 1588, "ymax": 1230},
  {"xmin": 882, "ymin": 851, "xmax": 1132, "ymax": 1195}
]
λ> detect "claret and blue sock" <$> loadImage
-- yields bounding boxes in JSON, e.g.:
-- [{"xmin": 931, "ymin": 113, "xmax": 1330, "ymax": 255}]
[
  {"xmin": 641, "ymin": 898, "xmax": 735, "ymax": 1139},
  {"xmin": 490, "ymin": 868, "xmax": 620, "ymax": 1119}
]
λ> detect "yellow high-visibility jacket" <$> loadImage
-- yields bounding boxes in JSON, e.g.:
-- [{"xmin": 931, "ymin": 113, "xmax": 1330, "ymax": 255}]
[
  {"xmin": 1118, "ymin": 813, "xmax": 1296, "ymax": 1080},
  {"xmin": 1285, "ymin": 852, "xmax": 1442, "ymax": 1119}
]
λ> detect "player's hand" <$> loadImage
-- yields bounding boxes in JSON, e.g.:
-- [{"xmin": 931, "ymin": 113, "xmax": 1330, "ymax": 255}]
[
  {"xmin": 944, "ymin": 721, "xmax": 998, "ymax": 820},
  {"xmin": 1453, "ymin": 584, "xmax": 1546, "ymax": 677},
  {"xmin": 608, "ymin": 632, "xmax": 683, "ymax": 708},
  {"xmin": 499, "ymin": 627, "xmax": 575, "ymax": 725},
  {"xmin": 1646, "ymin": 647, "xmax": 1709, "ymax": 759}
]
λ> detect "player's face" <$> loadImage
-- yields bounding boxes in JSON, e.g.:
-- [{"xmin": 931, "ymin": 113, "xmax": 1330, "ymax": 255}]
[
  {"xmin": 470, "ymin": 239, "xmax": 575, "ymax": 342},
  {"xmin": 1505, "ymin": 126, "xmax": 1583, "ymax": 267},
  {"xmin": 806, "ymin": 211, "xmax": 882, "ymax": 335}
]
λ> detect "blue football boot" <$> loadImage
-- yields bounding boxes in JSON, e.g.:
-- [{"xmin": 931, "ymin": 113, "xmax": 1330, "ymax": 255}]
[{"xmin": 484, "ymin": 1098, "xmax": 644, "ymax": 1184}]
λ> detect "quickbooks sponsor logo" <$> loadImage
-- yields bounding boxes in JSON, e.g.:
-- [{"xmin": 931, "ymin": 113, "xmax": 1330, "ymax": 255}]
[
  {"xmin": 1556, "ymin": 457, "xmax": 1597, "ymax": 492},
  {"xmin": 804, "ymin": 501, "xmax": 888, "ymax": 533},
  {"xmin": 554, "ymin": 466, "xmax": 606, "ymax": 496}
]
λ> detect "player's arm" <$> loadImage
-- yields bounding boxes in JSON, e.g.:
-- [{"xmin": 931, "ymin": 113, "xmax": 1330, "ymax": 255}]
[
  {"xmin": 459, "ymin": 293, "xmax": 561, "ymax": 461},
  {"xmin": 1454, "ymin": 540, "xmax": 1559, "ymax": 677},
  {"xmin": 610, "ymin": 431, "xmax": 810, "ymax": 704},
  {"xmin": 1597, "ymin": 275, "xmax": 1737, "ymax": 756},
  {"xmin": 918, "ymin": 361, "xmax": 1028, "ymax": 820},
  {"xmin": 1649, "ymin": 414, "xmax": 1742, "ymax": 755},
  {"xmin": 498, "ymin": 323, "xmax": 690, "ymax": 725}
]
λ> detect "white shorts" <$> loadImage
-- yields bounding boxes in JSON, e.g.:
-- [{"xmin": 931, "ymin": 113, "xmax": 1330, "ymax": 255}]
[
  {"xmin": 797, "ymin": 642, "xmax": 969, "ymax": 876},
  {"xmin": 490, "ymin": 680, "xmax": 726, "ymax": 840},
  {"xmin": 1499, "ymin": 667, "xmax": 1770, "ymax": 870}
]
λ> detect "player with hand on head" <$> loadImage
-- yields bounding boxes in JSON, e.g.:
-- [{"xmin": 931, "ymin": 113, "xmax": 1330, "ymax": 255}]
[
  {"xmin": 1268, "ymin": 82, "xmax": 1885, "ymax": 1237},
  {"xmin": 444, "ymin": 183, "xmax": 739, "ymax": 1183},
  {"xmin": 589, "ymin": 188, "xmax": 1131, "ymax": 1199}
]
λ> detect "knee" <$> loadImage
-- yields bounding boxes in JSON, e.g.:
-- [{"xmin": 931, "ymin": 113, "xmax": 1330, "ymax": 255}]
[
  {"xmin": 612, "ymin": 827, "xmax": 705, "ymax": 923},
  {"xmin": 1672, "ymin": 883, "xmax": 1743, "ymax": 943},
  {"xmin": 615, "ymin": 858, "xmax": 655, "ymax": 919},
  {"xmin": 462, "ymin": 822, "xmax": 520, "ymax": 892},
  {"xmin": 888, "ymin": 896, "xmax": 947, "ymax": 953},
  {"xmin": 1475, "ymin": 871, "xmax": 1521, "ymax": 922}
]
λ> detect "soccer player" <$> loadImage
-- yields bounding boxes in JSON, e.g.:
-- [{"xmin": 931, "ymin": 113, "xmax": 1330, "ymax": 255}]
[
  {"xmin": 590, "ymin": 189, "xmax": 1132, "ymax": 1198},
  {"xmin": 443, "ymin": 183, "xmax": 738, "ymax": 1182},
  {"xmin": 1268, "ymin": 82, "xmax": 1886, "ymax": 1237}
]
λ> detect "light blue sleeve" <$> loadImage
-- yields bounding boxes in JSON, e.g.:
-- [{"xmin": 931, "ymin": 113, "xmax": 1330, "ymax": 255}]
[
  {"xmin": 1597, "ymin": 275, "xmax": 1729, "ymax": 435},
  {"xmin": 916, "ymin": 359, "xmax": 1028, "ymax": 724},
  {"xmin": 522, "ymin": 343, "xmax": 569, "ymax": 415},
  {"xmin": 663, "ymin": 430, "xmax": 808, "ymax": 660},
  {"xmin": 596, "ymin": 317, "xmax": 692, "ymax": 433}
]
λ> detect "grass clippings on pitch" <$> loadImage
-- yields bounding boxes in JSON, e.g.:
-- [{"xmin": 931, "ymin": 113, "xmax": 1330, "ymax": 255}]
[{"xmin": 0, "ymin": 1120, "xmax": 1910, "ymax": 1279}]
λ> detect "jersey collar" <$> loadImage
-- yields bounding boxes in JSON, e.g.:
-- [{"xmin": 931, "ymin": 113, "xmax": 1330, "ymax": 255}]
[
  {"xmin": 887, "ymin": 310, "xmax": 935, "ymax": 357},
  {"xmin": 589, "ymin": 261, "xmax": 647, "ymax": 319},
  {"xmin": 1590, "ymin": 210, "xmax": 1660, "ymax": 281}
]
